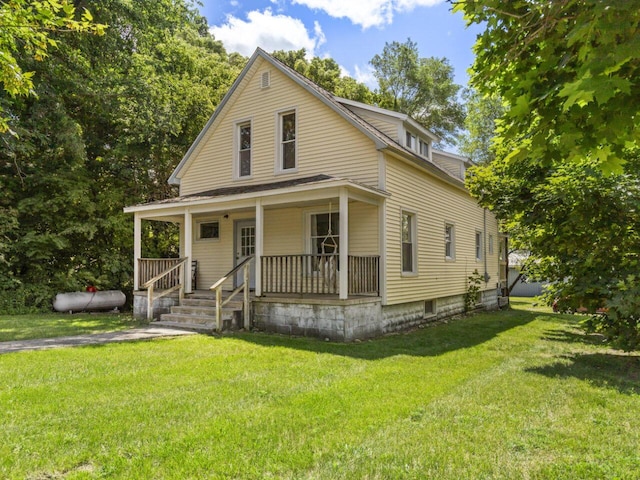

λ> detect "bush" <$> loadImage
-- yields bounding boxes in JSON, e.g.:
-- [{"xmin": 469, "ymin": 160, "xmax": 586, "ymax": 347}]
[{"xmin": 0, "ymin": 284, "xmax": 55, "ymax": 315}]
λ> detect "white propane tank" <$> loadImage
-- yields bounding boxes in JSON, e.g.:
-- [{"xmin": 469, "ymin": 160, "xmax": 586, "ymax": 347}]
[{"xmin": 53, "ymin": 290, "xmax": 126, "ymax": 313}]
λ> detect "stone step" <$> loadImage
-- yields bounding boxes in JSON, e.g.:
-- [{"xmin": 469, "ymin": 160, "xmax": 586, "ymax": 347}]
[
  {"xmin": 153, "ymin": 320, "xmax": 215, "ymax": 333},
  {"xmin": 181, "ymin": 298, "xmax": 244, "ymax": 309},
  {"xmin": 171, "ymin": 305, "xmax": 239, "ymax": 316},
  {"xmin": 161, "ymin": 313, "xmax": 227, "ymax": 325}
]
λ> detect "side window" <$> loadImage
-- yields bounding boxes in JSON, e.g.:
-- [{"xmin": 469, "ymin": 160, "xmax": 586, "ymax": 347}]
[
  {"xmin": 402, "ymin": 211, "xmax": 416, "ymax": 273},
  {"xmin": 445, "ymin": 223, "xmax": 455, "ymax": 260},
  {"xmin": 489, "ymin": 234, "xmax": 494, "ymax": 255},
  {"xmin": 237, "ymin": 121, "xmax": 251, "ymax": 178},
  {"xmin": 279, "ymin": 111, "xmax": 296, "ymax": 171},
  {"xmin": 475, "ymin": 231, "xmax": 483, "ymax": 261}
]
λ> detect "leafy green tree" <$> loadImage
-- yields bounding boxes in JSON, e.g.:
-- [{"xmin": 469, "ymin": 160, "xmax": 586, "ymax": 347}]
[
  {"xmin": 370, "ymin": 38, "xmax": 465, "ymax": 145},
  {"xmin": 458, "ymin": 89, "xmax": 504, "ymax": 164},
  {"xmin": 272, "ymin": 49, "xmax": 374, "ymax": 103},
  {"xmin": 0, "ymin": 0, "xmax": 105, "ymax": 132},
  {"xmin": 456, "ymin": 0, "xmax": 640, "ymax": 349},
  {"xmin": 1, "ymin": 0, "xmax": 243, "ymax": 311}
]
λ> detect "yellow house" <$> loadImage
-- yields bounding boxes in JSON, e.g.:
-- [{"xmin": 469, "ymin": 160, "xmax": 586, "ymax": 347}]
[{"xmin": 124, "ymin": 48, "xmax": 506, "ymax": 341}]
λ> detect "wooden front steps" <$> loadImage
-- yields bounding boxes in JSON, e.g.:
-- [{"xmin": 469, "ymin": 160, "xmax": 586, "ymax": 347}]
[{"xmin": 153, "ymin": 291, "xmax": 248, "ymax": 333}]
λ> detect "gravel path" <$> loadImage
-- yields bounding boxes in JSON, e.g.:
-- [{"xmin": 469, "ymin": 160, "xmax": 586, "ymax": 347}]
[{"xmin": 0, "ymin": 327, "xmax": 196, "ymax": 354}]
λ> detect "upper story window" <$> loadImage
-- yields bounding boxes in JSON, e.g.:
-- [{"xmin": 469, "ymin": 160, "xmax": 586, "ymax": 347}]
[
  {"xmin": 445, "ymin": 223, "xmax": 455, "ymax": 260},
  {"xmin": 402, "ymin": 211, "xmax": 417, "ymax": 273},
  {"xmin": 237, "ymin": 121, "xmax": 251, "ymax": 178},
  {"xmin": 405, "ymin": 132, "xmax": 416, "ymax": 151},
  {"xmin": 279, "ymin": 110, "xmax": 297, "ymax": 171},
  {"xmin": 419, "ymin": 140, "xmax": 430, "ymax": 158}
]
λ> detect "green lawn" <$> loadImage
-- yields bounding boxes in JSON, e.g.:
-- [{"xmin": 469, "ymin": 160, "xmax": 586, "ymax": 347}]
[
  {"xmin": 1, "ymin": 300, "xmax": 639, "ymax": 479},
  {"xmin": 0, "ymin": 312, "xmax": 145, "ymax": 342}
]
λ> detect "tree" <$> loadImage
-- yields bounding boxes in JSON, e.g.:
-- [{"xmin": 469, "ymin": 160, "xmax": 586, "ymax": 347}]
[
  {"xmin": 271, "ymin": 49, "xmax": 373, "ymax": 103},
  {"xmin": 455, "ymin": 0, "xmax": 640, "ymax": 349},
  {"xmin": 0, "ymin": 0, "xmax": 105, "ymax": 132},
  {"xmin": 458, "ymin": 89, "xmax": 504, "ymax": 164},
  {"xmin": 370, "ymin": 39, "xmax": 465, "ymax": 145},
  {"xmin": 0, "ymin": 0, "xmax": 243, "ymax": 312}
]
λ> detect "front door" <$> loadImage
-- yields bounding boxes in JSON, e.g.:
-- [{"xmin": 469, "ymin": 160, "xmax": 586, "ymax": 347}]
[{"xmin": 234, "ymin": 219, "xmax": 256, "ymax": 289}]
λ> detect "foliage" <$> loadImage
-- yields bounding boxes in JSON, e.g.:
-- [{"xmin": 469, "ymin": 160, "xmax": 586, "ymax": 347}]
[
  {"xmin": 2, "ymin": 307, "xmax": 639, "ymax": 478},
  {"xmin": 0, "ymin": 0, "xmax": 106, "ymax": 132},
  {"xmin": 271, "ymin": 48, "xmax": 374, "ymax": 103},
  {"xmin": 458, "ymin": 89, "xmax": 504, "ymax": 164},
  {"xmin": 453, "ymin": 0, "xmax": 640, "ymax": 174},
  {"xmin": 464, "ymin": 268, "xmax": 483, "ymax": 312},
  {"xmin": 370, "ymin": 38, "xmax": 465, "ymax": 145},
  {"xmin": 456, "ymin": 0, "xmax": 640, "ymax": 349},
  {"xmin": 0, "ymin": 0, "xmax": 244, "ymax": 312}
]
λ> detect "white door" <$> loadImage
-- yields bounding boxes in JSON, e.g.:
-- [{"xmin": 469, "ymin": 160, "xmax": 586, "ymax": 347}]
[{"xmin": 234, "ymin": 219, "xmax": 256, "ymax": 289}]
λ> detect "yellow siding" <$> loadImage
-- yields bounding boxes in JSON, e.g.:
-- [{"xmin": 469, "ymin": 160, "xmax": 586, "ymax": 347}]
[
  {"xmin": 179, "ymin": 58, "xmax": 379, "ymax": 195},
  {"xmin": 385, "ymin": 157, "xmax": 500, "ymax": 305},
  {"xmin": 346, "ymin": 108, "xmax": 400, "ymax": 141},
  {"xmin": 190, "ymin": 201, "xmax": 379, "ymax": 289},
  {"xmin": 432, "ymin": 153, "xmax": 463, "ymax": 180}
]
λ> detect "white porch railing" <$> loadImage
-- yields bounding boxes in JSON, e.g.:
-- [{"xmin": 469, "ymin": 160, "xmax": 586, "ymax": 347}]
[
  {"xmin": 141, "ymin": 257, "xmax": 189, "ymax": 321},
  {"xmin": 209, "ymin": 256, "xmax": 254, "ymax": 331}
]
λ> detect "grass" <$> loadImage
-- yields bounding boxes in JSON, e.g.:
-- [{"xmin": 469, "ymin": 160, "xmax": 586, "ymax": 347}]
[
  {"xmin": 0, "ymin": 312, "xmax": 145, "ymax": 342},
  {"xmin": 1, "ymin": 299, "xmax": 639, "ymax": 479}
]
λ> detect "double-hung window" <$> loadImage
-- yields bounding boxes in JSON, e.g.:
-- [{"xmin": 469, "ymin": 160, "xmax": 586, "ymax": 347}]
[
  {"xmin": 445, "ymin": 224, "xmax": 455, "ymax": 260},
  {"xmin": 237, "ymin": 121, "xmax": 251, "ymax": 178},
  {"xmin": 402, "ymin": 211, "xmax": 416, "ymax": 273},
  {"xmin": 279, "ymin": 110, "xmax": 296, "ymax": 171},
  {"xmin": 475, "ymin": 231, "xmax": 483, "ymax": 261}
]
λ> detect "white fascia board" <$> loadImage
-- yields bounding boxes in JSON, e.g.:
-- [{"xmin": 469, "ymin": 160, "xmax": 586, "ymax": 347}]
[
  {"xmin": 336, "ymin": 96, "xmax": 440, "ymax": 143},
  {"xmin": 123, "ymin": 178, "xmax": 390, "ymax": 215},
  {"xmin": 383, "ymin": 147, "xmax": 467, "ymax": 191}
]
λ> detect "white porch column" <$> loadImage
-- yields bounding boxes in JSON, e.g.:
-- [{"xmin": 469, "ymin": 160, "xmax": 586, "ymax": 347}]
[
  {"xmin": 133, "ymin": 213, "xmax": 142, "ymax": 291},
  {"xmin": 339, "ymin": 188, "xmax": 349, "ymax": 299},
  {"xmin": 255, "ymin": 198, "xmax": 264, "ymax": 296},
  {"xmin": 184, "ymin": 208, "xmax": 193, "ymax": 293}
]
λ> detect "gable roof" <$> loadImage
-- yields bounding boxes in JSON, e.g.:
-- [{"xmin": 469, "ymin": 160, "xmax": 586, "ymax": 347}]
[{"xmin": 168, "ymin": 47, "xmax": 467, "ymax": 189}]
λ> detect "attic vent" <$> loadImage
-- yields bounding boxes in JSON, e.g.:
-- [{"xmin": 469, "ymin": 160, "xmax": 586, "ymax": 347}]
[{"xmin": 261, "ymin": 71, "xmax": 271, "ymax": 89}]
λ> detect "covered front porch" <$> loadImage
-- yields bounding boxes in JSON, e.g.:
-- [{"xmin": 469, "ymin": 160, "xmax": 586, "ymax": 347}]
[{"xmin": 125, "ymin": 176, "xmax": 387, "ymax": 330}]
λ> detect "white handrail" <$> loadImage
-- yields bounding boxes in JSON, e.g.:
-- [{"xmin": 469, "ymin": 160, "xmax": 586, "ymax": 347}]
[
  {"xmin": 210, "ymin": 256, "xmax": 254, "ymax": 330},
  {"xmin": 145, "ymin": 257, "xmax": 188, "ymax": 320}
]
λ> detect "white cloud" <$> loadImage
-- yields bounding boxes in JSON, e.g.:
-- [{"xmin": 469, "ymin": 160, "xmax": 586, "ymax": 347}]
[
  {"xmin": 292, "ymin": 0, "xmax": 444, "ymax": 29},
  {"xmin": 353, "ymin": 64, "xmax": 377, "ymax": 89},
  {"xmin": 210, "ymin": 9, "xmax": 324, "ymax": 57}
]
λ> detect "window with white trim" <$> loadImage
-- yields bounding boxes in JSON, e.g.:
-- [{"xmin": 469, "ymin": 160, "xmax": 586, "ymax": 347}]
[
  {"xmin": 475, "ymin": 231, "xmax": 483, "ymax": 261},
  {"xmin": 279, "ymin": 110, "xmax": 296, "ymax": 171},
  {"xmin": 445, "ymin": 223, "xmax": 455, "ymax": 260},
  {"xmin": 405, "ymin": 132, "xmax": 416, "ymax": 151},
  {"xmin": 420, "ymin": 140, "xmax": 430, "ymax": 158},
  {"xmin": 197, "ymin": 221, "xmax": 219, "ymax": 240},
  {"xmin": 237, "ymin": 121, "xmax": 251, "ymax": 177},
  {"xmin": 310, "ymin": 212, "xmax": 339, "ymax": 255},
  {"xmin": 489, "ymin": 234, "xmax": 494, "ymax": 255},
  {"xmin": 402, "ymin": 211, "xmax": 416, "ymax": 273}
]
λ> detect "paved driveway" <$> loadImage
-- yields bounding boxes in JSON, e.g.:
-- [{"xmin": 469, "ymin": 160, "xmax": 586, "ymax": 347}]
[{"xmin": 0, "ymin": 327, "xmax": 195, "ymax": 354}]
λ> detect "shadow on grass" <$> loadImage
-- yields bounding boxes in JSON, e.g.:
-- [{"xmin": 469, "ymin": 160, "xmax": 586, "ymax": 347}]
[
  {"xmin": 541, "ymin": 328, "xmax": 608, "ymax": 347},
  {"xmin": 527, "ymin": 353, "xmax": 640, "ymax": 395},
  {"xmin": 236, "ymin": 308, "xmax": 541, "ymax": 360}
]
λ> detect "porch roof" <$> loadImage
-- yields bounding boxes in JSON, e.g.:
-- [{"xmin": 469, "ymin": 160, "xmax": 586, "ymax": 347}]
[{"xmin": 124, "ymin": 175, "xmax": 389, "ymax": 215}]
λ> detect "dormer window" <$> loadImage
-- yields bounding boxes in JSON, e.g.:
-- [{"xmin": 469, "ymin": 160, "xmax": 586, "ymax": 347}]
[
  {"xmin": 419, "ymin": 140, "xmax": 430, "ymax": 158},
  {"xmin": 405, "ymin": 132, "xmax": 416, "ymax": 151}
]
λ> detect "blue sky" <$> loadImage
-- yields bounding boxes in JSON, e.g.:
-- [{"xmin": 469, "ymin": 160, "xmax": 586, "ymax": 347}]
[{"xmin": 197, "ymin": 0, "xmax": 483, "ymax": 89}]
